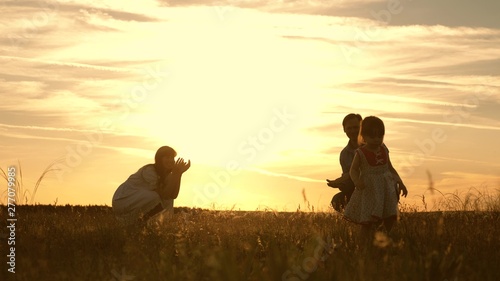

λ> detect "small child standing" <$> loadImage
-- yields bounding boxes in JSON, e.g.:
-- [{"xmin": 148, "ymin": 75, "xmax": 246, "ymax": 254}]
[{"xmin": 343, "ymin": 116, "xmax": 408, "ymax": 241}]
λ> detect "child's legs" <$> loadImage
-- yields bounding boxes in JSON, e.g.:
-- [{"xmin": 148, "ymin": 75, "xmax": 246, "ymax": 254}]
[
  {"xmin": 358, "ymin": 223, "xmax": 375, "ymax": 247},
  {"xmin": 383, "ymin": 216, "xmax": 397, "ymax": 232}
]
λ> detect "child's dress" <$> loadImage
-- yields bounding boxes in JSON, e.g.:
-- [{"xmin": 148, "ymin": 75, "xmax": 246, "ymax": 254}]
[{"xmin": 343, "ymin": 144, "xmax": 399, "ymax": 224}]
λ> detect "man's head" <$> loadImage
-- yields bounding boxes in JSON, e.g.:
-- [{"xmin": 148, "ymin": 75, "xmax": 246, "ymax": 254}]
[{"xmin": 342, "ymin": 113, "xmax": 362, "ymax": 143}]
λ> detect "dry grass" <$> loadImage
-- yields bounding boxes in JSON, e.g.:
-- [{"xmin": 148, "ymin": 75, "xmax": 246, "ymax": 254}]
[
  {"xmin": 414, "ymin": 186, "xmax": 500, "ymax": 212},
  {"xmin": 1, "ymin": 161, "xmax": 60, "ymax": 205},
  {"xmin": 1, "ymin": 166, "xmax": 499, "ymax": 280},
  {"xmin": 1, "ymin": 204, "xmax": 499, "ymax": 281}
]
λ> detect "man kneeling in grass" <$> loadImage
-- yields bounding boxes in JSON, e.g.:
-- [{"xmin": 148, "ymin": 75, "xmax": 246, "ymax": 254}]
[{"xmin": 327, "ymin": 113, "xmax": 362, "ymax": 212}]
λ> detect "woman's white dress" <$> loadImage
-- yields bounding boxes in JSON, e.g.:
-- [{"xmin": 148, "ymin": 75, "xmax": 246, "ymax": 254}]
[{"xmin": 112, "ymin": 164, "xmax": 173, "ymax": 224}]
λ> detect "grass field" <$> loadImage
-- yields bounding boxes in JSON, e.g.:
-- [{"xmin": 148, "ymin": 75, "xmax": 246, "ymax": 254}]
[{"xmin": 1, "ymin": 204, "xmax": 499, "ymax": 281}]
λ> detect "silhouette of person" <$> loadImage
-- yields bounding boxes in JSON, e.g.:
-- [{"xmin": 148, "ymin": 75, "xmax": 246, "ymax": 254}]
[
  {"xmin": 344, "ymin": 116, "xmax": 408, "ymax": 237},
  {"xmin": 326, "ymin": 113, "xmax": 362, "ymax": 212},
  {"xmin": 112, "ymin": 146, "xmax": 190, "ymax": 225}
]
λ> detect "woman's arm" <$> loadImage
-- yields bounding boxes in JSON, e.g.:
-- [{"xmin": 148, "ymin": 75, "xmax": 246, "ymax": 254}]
[
  {"xmin": 161, "ymin": 172, "xmax": 183, "ymax": 199},
  {"xmin": 349, "ymin": 152, "xmax": 365, "ymax": 189},
  {"xmin": 157, "ymin": 158, "xmax": 190, "ymax": 200}
]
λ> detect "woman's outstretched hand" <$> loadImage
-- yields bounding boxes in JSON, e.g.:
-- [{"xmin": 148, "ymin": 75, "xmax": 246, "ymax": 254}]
[{"xmin": 172, "ymin": 158, "xmax": 191, "ymax": 174}]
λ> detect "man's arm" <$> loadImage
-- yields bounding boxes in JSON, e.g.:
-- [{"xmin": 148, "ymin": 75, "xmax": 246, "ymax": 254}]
[
  {"xmin": 339, "ymin": 149, "xmax": 354, "ymax": 175},
  {"xmin": 327, "ymin": 173, "xmax": 350, "ymax": 184},
  {"xmin": 327, "ymin": 148, "xmax": 353, "ymax": 187}
]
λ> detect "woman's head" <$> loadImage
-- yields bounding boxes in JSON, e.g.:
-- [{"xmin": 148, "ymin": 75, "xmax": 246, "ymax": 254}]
[
  {"xmin": 155, "ymin": 146, "xmax": 177, "ymax": 172},
  {"xmin": 359, "ymin": 116, "xmax": 385, "ymax": 146}
]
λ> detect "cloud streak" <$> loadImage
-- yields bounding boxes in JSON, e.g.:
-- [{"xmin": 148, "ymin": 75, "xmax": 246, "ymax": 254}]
[
  {"xmin": 246, "ymin": 167, "xmax": 324, "ymax": 183},
  {"xmin": 0, "ymin": 55, "xmax": 139, "ymax": 73},
  {"xmin": 382, "ymin": 117, "xmax": 500, "ymax": 132},
  {"xmin": 158, "ymin": 0, "xmax": 500, "ymax": 28}
]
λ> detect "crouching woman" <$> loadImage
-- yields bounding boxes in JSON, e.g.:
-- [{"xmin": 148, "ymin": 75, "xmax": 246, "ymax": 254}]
[{"xmin": 112, "ymin": 146, "xmax": 190, "ymax": 225}]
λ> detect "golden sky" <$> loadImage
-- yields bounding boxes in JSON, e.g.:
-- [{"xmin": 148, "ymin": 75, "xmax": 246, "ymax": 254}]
[{"xmin": 1, "ymin": 0, "xmax": 499, "ymax": 211}]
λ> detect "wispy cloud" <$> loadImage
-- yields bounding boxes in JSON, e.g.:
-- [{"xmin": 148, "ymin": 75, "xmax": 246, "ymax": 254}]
[
  {"xmin": 382, "ymin": 117, "xmax": 500, "ymax": 131},
  {"xmin": 3, "ymin": 0, "xmax": 160, "ymax": 22},
  {"xmin": 158, "ymin": 0, "xmax": 500, "ymax": 28},
  {"xmin": 0, "ymin": 123, "xmax": 108, "ymax": 133},
  {"xmin": 0, "ymin": 55, "xmax": 139, "ymax": 73},
  {"xmin": 246, "ymin": 167, "xmax": 324, "ymax": 183}
]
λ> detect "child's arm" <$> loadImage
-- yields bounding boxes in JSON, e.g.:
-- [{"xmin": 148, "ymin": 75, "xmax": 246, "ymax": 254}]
[
  {"xmin": 388, "ymin": 157, "xmax": 408, "ymax": 197},
  {"xmin": 349, "ymin": 152, "xmax": 365, "ymax": 189}
]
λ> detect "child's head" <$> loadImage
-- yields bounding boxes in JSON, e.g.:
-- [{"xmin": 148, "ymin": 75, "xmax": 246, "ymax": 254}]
[
  {"xmin": 359, "ymin": 116, "xmax": 385, "ymax": 146},
  {"xmin": 155, "ymin": 146, "xmax": 177, "ymax": 172}
]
